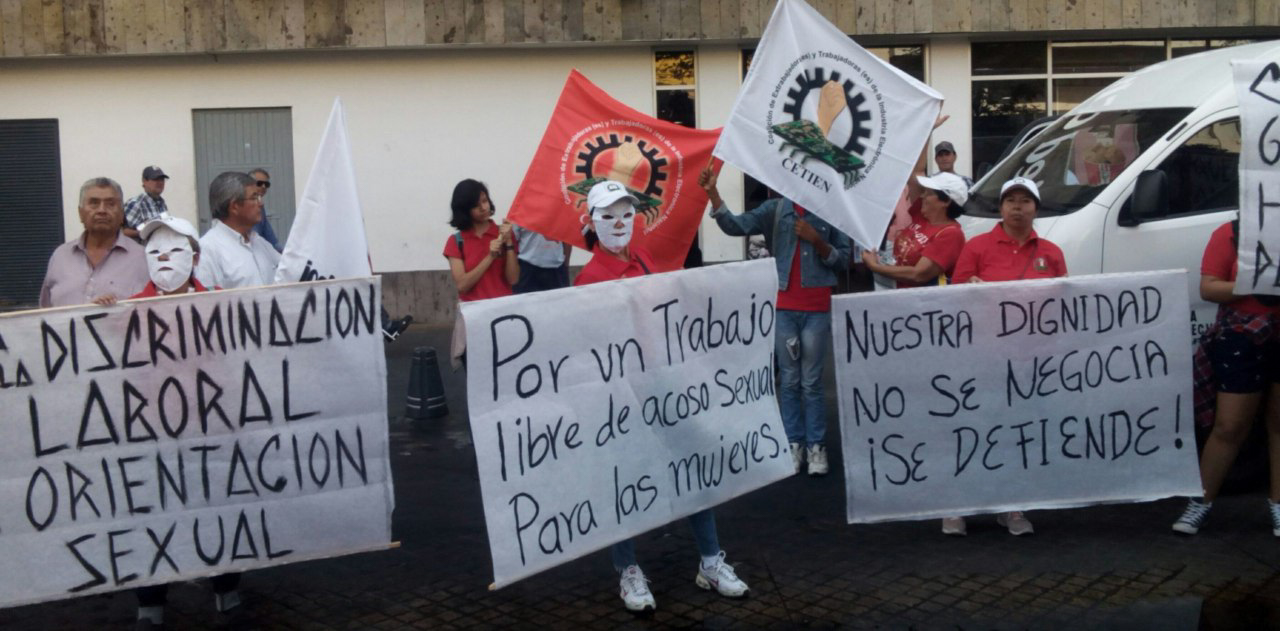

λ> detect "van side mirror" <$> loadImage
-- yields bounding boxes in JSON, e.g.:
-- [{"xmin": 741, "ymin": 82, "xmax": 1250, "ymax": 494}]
[{"xmin": 1124, "ymin": 170, "xmax": 1168, "ymax": 226}]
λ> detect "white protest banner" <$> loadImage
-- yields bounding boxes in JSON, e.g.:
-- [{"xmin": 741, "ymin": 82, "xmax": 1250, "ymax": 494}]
[
  {"xmin": 833, "ymin": 271, "xmax": 1201, "ymax": 524},
  {"xmin": 275, "ymin": 98, "xmax": 372, "ymax": 284},
  {"xmin": 713, "ymin": 0, "xmax": 942, "ymax": 250},
  {"xmin": 0, "ymin": 278, "xmax": 393, "ymax": 608},
  {"xmin": 1233, "ymin": 60, "xmax": 1280, "ymax": 295},
  {"xmin": 463, "ymin": 260, "xmax": 790, "ymax": 588}
]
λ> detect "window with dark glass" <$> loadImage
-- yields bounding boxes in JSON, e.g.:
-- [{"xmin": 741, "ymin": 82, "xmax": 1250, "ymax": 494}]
[
  {"xmin": 967, "ymin": 108, "xmax": 1191, "ymax": 218},
  {"xmin": 1052, "ymin": 77, "xmax": 1119, "ymax": 114},
  {"xmin": 1153, "ymin": 119, "xmax": 1241, "ymax": 218},
  {"xmin": 1050, "ymin": 41, "xmax": 1164, "ymax": 74},
  {"xmin": 971, "ymin": 79, "xmax": 1048, "ymax": 178},
  {"xmin": 968, "ymin": 39, "xmax": 1242, "ymax": 180},
  {"xmin": 1171, "ymin": 39, "xmax": 1256, "ymax": 58},
  {"xmin": 971, "ymin": 41, "xmax": 1047, "ymax": 76},
  {"xmin": 655, "ymin": 51, "xmax": 696, "ymax": 128}
]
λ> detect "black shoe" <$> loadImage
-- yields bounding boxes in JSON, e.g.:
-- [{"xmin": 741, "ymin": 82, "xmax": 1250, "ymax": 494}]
[{"xmin": 383, "ymin": 315, "xmax": 413, "ymax": 342}]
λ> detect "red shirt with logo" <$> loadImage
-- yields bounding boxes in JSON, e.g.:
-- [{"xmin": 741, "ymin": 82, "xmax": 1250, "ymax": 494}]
[
  {"xmin": 777, "ymin": 206, "xmax": 833, "ymax": 312},
  {"xmin": 892, "ymin": 199, "xmax": 966, "ymax": 288},
  {"xmin": 443, "ymin": 223, "xmax": 516, "ymax": 302},
  {"xmin": 1201, "ymin": 221, "xmax": 1279, "ymax": 316},
  {"xmin": 574, "ymin": 247, "xmax": 656, "ymax": 285},
  {"xmin": 952, "ymin": 222, "xmax": 1067, "ymax": 284}
]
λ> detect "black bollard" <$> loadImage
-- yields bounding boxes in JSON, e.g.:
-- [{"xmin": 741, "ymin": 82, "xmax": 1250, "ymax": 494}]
[{"xmin": 406, "ymin": 346, "xmax": 449, "ymax": 420}]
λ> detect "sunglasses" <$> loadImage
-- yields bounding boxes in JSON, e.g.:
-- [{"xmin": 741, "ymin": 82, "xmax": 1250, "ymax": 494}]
[{"xmin": 256, "ymin": 180, "xmax": 271, "ymax": 189}]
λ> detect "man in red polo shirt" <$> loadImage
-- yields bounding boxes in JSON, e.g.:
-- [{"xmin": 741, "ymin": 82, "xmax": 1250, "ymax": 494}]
[{"xmin": 952, "ymin": 177, "xmax": 1067, "ymax": 284}]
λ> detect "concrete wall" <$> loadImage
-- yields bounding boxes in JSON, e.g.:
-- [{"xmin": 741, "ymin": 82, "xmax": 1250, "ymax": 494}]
[
  {"xmin": 0, "ymin": 45, "xmax": 778, "ymax": 323},
  {"xmin": 0, "ymin": 46, "xmax": 682, "ymax": 275}
]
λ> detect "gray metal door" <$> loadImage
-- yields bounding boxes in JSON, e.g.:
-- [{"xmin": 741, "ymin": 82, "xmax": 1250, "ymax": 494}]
[
  {"xmin": 0, "ymin": 119, "xmax": 64, "ymax": 308},
  {"xmin": 192, "ymin": 108, "xmax": 295, "ymax": 242}
]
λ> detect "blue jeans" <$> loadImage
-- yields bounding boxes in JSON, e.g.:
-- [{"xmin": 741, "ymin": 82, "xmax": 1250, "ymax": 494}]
[
  {"xmin": 611, "ymin": 509, "xmax": 719, "ymax": 571},
  {"xmin": 775, "ymin": 309, "xmax": 831, "ymax": 447}
]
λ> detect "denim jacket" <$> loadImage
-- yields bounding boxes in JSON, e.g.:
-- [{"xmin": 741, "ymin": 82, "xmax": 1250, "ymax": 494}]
[{"xmin": 711, "ymin": 198, "xmax": 851, "ymax": 291}]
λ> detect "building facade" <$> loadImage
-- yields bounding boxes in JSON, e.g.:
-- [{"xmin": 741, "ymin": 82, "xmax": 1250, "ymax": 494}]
[{"xmin": 0, "ymin": 0, "xmax": 1275, "ymax": 319}]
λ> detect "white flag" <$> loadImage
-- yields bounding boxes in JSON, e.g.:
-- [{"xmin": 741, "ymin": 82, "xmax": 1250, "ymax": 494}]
[
  {"xmin": 275, "ymin": 98, "xmax": 371, "ymax": 284},
  {"xmin": 714, "ymin": 0, "xmax": 942, "ymax": 249}
]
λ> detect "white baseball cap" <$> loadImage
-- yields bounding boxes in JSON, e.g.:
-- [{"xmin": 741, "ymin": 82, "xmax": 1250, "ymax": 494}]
[
  {"xmin": 1000, "ymin": 177, "xmax": 1041, "ymax": 203},
  {"xmin": 586, "ymin": 180, "xmax": 639, "ymax": 213},
  {"xmin": 140, "ymin": 213, "xmax": 200, "ymax": 243},
  {"xmin": 915, "ymin": 172, "xmax": 970, "ymax": 207}
]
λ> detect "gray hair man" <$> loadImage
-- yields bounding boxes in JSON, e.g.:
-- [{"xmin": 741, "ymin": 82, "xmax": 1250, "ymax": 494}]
[
  {"xmin": 39, "ymin": 177, "xmax": 149, "ymax": 307},
  {"xmin": 195, "ymin": 171, "xmax": 280, "ymax": 289}
]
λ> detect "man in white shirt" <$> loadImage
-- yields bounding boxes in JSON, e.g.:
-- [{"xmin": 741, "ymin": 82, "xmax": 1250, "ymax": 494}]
[{"xmin": 197, "ymin": 171, "xmax": 280, "ymax": 289}]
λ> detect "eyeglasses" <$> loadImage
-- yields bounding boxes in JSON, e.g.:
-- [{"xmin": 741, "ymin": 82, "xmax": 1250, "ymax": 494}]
[{"xmin": 255, "ymin": 180, "xmax": 271, "ymax": 189}]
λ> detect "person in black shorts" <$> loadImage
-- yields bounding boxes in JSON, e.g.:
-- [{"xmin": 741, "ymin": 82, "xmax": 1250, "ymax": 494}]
[{"xmin": 1172, "ymin": 220, "xmax": 1280, "ymax": 537}]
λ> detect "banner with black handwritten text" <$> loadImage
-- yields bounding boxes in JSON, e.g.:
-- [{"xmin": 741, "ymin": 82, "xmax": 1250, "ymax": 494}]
[
  {"xmin": 463, "ymin": 260, "xmax": 790, "ymax": 588},
  {"xmin": 0, "ymin": 278, "xmax": 393, "ymax": 608},
  {"xmin": 1234, "ymin": 59, "xmax": 1280, "ymax": 296},
  {"xmin": 834, "ymin": 271, "xmax": 1200, "ymax": 523}
]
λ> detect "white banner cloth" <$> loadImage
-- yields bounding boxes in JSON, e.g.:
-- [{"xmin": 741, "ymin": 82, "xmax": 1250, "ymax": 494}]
[
  {"xmin": 713, "ymin": 0, "xmax": 942, "ymax": 250},
  {"xmin": 275, "ymin": 98, "xmax": 372, "ymax": 283},
  {"xmin": 1233, "ymin": 60, "xmax": 1280, "ymax": 295},
  {"xmin": 0, "ymin": 278, "xmax": 392, "ymax": 608},
  {"xmin": 463, "ymin": 260, "xmax": 791, "ymax": 588},
  {"xmin": 833, "ymin": 272, "xmax": 1201, "ymax": 524}
]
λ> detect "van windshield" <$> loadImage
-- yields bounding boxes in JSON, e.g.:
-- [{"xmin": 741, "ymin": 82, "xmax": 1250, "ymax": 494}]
[{"xmin": 964, "ymin": 108, "xmax": 1192, "ymax": 217}]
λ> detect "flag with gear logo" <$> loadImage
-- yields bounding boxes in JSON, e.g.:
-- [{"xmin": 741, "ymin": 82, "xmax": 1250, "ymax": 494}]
[
  {"xmin": 507, "ymin": 70, "xmax": 721, "ymax": 272},
  {"xmin": 714, "ymin": 0, "xmax": 943, "ymax": 250}
]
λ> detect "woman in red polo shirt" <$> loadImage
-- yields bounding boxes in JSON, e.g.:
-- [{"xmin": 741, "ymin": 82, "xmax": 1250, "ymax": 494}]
[
  {"xmin": 946, "ymin": 177, "xmax": 1067, "ymax": 537},
  {"xmin": 952, "ymin": 177, "xmax": 1067, "ymax": 284},
  {"xmin": 1172, "ymin": 220, "xmax": 1280, "ymax": 537},
  {"xmin": 444, "ymin": 179, "xmax": 519, "ymax": 368},
  {"xmin": 574, "ymin": 180, "xmax": 749, "ymax": 615},
  {"xmin": 861, "ymin": 172, "xmax": 969, "ymax": 288},
  {"xmin": 443, "ymin": 179, "xmax": 519, "ymax": 300}
]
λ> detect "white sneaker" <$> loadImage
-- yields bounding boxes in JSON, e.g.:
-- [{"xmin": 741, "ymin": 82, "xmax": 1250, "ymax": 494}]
[
  {"xmin": 789, "ymin": 442, "xmax": 804, "ymax": 474},
  {"xmin": 997, "ymin": 511, "xmax": 1034, "ymax": 536},
  {"xmin": 695, "ymin": 551, "xmax": 749, "ymax": 598},
  {"xmin": 618, "ymin": 565, "xmax": 655, "ymax": 612},
  {"xmin": 806, "ymin": 445, "xmax": 828, "ymax": 476},
  {"xmin": 1267, "ymin": 500, "xmax": 1280, "ymax": 537},
  {"xmin": 941, "ymin": 516, "xmax": 967, "ymax": 536},
  {"xmin": 1172, "ymin": 498, "xmax": 1212, "ymax": 535}
]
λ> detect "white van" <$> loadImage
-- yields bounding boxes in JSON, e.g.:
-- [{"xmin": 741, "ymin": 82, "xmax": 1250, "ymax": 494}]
[{"xmin": 960, "ymin": 40, "xmax": 1280, "ymax": 341}]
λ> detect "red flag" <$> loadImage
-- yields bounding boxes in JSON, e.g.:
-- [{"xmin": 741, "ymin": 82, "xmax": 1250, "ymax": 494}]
[{"xmin": 507, "ymin": 70, "xmax": 721, "ymax": 272}]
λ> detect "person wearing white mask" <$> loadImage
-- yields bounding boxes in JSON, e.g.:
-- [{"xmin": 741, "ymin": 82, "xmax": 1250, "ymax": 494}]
[
  {"xmin": 573, "ymin": 180, "xmax": 657, "ymax": 285},
  {"xmin": 130, "ymin": 213, "xmax": 241, "ymax": 628},
  {"xmin": 133, "ymin": 214, "xmax": 210, "ymax": 297},
  {"xmin": 572, "ymin": 180, "xmax": 750, "ymax": 613}
]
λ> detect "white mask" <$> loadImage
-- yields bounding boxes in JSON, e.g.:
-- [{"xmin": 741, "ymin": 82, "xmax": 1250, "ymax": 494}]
[
  {"xmin": 145, "ymin": 227, "xmax": 195, "ymax": 293},
  {"xmin": 591, "ymin": 199, "xmax": 635, "ymax": 252}
]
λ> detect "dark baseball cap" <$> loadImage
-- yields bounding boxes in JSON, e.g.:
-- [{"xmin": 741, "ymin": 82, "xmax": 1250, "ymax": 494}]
[
  {"xmin": 934, "ymin": 141, "xmax": 956, "ymax": 155},
  {"xmin": 142, "ymin": 166, "xmax": 169, "ymax": 180}
]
